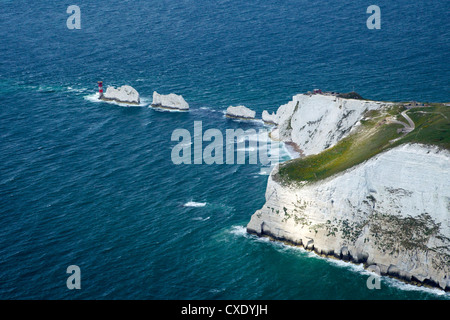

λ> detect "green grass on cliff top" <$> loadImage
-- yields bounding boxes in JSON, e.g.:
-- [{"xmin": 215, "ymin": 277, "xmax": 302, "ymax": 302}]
[{"xmin": 277, "ymin": 103, "xmax": 450, "ymax": 183}]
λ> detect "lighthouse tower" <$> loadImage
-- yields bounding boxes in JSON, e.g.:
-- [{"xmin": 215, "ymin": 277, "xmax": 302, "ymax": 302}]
[{"xmin": 98, "ymin": 81, "xmax": 103, "ymax": 99}]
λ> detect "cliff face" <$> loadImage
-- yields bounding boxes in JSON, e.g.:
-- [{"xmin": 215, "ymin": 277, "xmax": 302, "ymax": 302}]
[
  {"xmin": 269, "ymin": 94, "xmax": 391, "ymax": 155},
  {"xmin": 247, "ymin": 94, "xmax": 450, "ymax": 290}
]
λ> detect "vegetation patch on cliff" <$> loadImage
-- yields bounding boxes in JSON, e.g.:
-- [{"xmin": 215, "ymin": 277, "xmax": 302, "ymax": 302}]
[
  {"xmin": 369, "ymin": 212, "xmax": 449, "ymax": 272},
  {"xmin": 337, "ymin": 92, "xmax": 364, "ymax": 100}
]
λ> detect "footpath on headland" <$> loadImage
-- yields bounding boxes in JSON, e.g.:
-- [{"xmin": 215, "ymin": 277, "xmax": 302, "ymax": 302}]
[{"xmin": 389, "ymin": 110, "xmax": 415, "ymax": 143}]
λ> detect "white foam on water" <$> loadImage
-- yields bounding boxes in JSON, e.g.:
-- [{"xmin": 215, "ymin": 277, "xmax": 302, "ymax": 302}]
[
  {"xmin": 67, "ymin": 86, "xmax": 88, "ymax": 93},
  {"xmin": 229, "ymin": 225, "xmax": 248, "ymax": 237},
  {"xmin": 37, "ymin": 85, "xmax": 57, "ymax": 92},
  {"xmin": 183, "ymin": 201, "xmax": 207, "ymax": 207},
  {"xmin": 228, "ymin": 225, "xmax": 271, "ymax": 244},
  {"xmin": 234, "ymin": 132, "xmax": 260, "ymax": 144},
  {"xmin": 236, "ymin": 146, "xmax": 257, "ymax": 152},
  {"xmin": 195, "ymin": 106, "xmax": 227, "ymax": 114},
  {"xmin": 200, "ymin": 106, "xmax": 213, "ymax": 111},
  {"xmin": 280, "ymin": 142, "xmax": 300, "ymax": 160},
  {"xmin": 209, "ymin": 288, "xmax": 225, "ymax": 294},
  {"xmin": 382, "ymin": 277, "xmax": 450, "ymax": 298},
  {"xmin": 192, "ymin": 216, "xmax": 210, "ymax": 221},
  {"xmin": 322, "ymin": 256, "xmax": 368, "ymax": 275},
  {"xmin": 223, "ymin": 112, "xmax": 263, "ymax": 124},
  {"xmin": 149, "ymin": 105, "xmax": 189, "ymax": 112},
  {"xmin": 231, "ymin": 225, "xmax": 449, "ymax": 297},
  {"xmin": 284, "ymin": 245, "xmax": 448, "ymax": 297},
  {"xmin": 223, "ymin": 207, "xmax": 448, "ymax": 297},
  {"xmin": 84, "ymin": 93, "xmax": 102, "ymax": 103},
  {"xmin": 258, "ymin": 166, "xmax": 273, "ymax": 175},
  {"xmin": 84, "ymin": 93, "xmax": 149, "ymax": 107},
  {"xmin": 229, "ymin": 118, "xmax": 262, "ymax": 124}
]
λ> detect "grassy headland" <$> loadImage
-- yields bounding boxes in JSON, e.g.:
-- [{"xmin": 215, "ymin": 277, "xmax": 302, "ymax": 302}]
[{"xmin": 277, "ymin": 103, "xmax": 449, "ymax": 184}]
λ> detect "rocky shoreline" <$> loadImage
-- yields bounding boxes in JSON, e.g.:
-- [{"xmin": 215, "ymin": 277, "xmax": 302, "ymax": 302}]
[
  {"xmin": 247, "ymin": 226, "xmax": 448, "ymax": 291},
  {"xmin": 247, "ymin": 143, "xmax": 450, "ymax": 292}
]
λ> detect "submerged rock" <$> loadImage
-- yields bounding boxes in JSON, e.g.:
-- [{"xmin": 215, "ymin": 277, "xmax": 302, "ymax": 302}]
[
  {"xmin": 151, "ymin": 91, "xmax": 189, "ymax": 111},
  {"xmin": 102, "ymin": 85, "xmax": 140, "ymax": 104},
  {"xmin": 226, "ymin": 105, "xmax": 256, "ymax": 120}
]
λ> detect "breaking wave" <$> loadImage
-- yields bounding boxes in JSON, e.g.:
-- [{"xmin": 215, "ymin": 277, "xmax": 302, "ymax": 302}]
[{"xmin": 183, "ymin": 201, "xmax": 207, "ymax": 207}]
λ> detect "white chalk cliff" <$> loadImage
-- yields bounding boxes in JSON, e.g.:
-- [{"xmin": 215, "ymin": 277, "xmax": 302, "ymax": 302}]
[
  {"xmin": 268, "ymin": 94, "xmax": 392, "ymax": 155},
  {"xmin": 151, "ymin": 91, "xmax": 189, "ymax": 110},
  {"xmin": 226, "ymin": 105, "xmax": 256, "ymax": 119},
  {"xmin": 103, "ymin": 85, "xmax": 140, "ymax": 104},
  {"xmin": 247, "ymin": 94, "xmax": 450, "ymax": 291}
]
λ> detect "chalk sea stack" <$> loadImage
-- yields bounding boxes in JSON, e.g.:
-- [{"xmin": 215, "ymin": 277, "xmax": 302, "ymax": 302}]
[
  {"xmin": 226, "ymin": 105, "xmax": 256, "ymax": 120},
  {"xmin": 262, "ymin": 110, "xmax": 277, "ymax": 125},
  {"xmin": 100, "ymin": 84, "xmax": 140, "ymax": 105},
  {"xmin": 151, "ymin": 91, "xmax": 189, "ymax": 111}
]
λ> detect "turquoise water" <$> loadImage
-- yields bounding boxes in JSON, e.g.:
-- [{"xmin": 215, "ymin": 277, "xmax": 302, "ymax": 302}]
[{"xmin": 0, "ymin": 0, "xmax": 449, "ymax": 299}]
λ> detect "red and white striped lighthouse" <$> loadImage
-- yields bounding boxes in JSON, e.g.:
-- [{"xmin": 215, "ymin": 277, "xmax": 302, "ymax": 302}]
[{"xmin": 98, "ymin": 81, "xmax": 103, "ymax": 99}]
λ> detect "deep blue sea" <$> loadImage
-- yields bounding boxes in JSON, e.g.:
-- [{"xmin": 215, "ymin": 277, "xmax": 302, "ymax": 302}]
[{"xmin": 0, "ymin": 0, "xmax": 449, "ymax": 299}]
